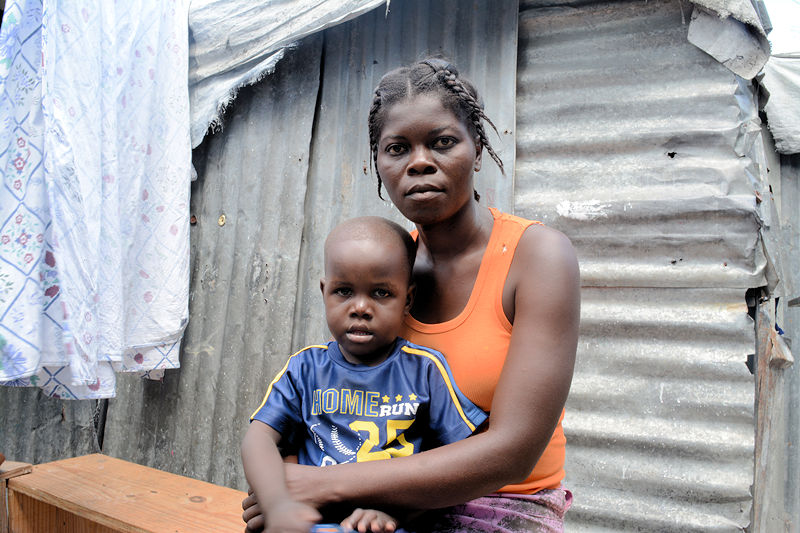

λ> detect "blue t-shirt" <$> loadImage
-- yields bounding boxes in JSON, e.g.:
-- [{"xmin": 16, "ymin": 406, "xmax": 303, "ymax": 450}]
[{"xmin": 250, "ymin": 338, "xmax": 487, "ymax": 467}]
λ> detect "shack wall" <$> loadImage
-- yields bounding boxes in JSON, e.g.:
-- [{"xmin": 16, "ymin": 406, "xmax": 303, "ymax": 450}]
[
  {"xmin": 517, "ymin": 1, "xmax": 764, "ymax": 530},
  {"xmin": 2, "ymin": 1, "xmax": 790, "ymax": 530}
]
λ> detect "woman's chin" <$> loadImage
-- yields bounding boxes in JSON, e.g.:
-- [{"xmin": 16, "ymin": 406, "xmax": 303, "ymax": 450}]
[{"xmin": 396, "ymin": 202, "xmax": 450, "ymax": 226}]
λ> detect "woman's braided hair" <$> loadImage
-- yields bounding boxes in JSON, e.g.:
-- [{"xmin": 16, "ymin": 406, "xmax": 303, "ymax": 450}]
[{"xmin": 368, "ymin": 58, "xmax": 504, "ymax": 201}]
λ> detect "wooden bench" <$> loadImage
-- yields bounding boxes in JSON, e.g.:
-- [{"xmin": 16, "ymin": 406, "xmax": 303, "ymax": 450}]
[{"xmin": 1, "ymin": 453, "xmax": 247, "ymax": 532}]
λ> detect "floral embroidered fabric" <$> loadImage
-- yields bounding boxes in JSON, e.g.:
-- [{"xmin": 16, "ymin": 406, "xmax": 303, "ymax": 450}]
[{"xmin": 0, "ymin": 0, "xmax": 190, "ymax": 398}]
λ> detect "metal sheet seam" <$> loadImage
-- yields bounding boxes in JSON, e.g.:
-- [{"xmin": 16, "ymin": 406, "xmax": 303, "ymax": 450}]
[
  {"xmin": 732, "ymin": 73, "xmax": 783, "ymax": 299},
  {"xmin": 291, "ymin": 32, "xmax": 327, "ymax": 349}
]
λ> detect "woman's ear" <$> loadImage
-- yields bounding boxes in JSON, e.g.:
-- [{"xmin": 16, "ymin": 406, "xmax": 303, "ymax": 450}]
[
  {"xmin": 474, "ymin": 138, "xmax": 483, "ymax": 172},
  {"xmin": 405, "ymin": 283, "xmax": 416, "ymax": 314}
]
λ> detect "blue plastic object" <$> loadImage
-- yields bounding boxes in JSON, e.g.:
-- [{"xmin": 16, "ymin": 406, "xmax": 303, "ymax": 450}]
[{"xmin": 310, "ymin": 524, "xmax": 353, "ymax": 533}]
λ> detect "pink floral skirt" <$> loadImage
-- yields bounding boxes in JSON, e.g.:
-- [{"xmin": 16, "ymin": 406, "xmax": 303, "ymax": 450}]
[{"xmin": 399, "ymin": 487, "xmax": 573, "ymax": 533}]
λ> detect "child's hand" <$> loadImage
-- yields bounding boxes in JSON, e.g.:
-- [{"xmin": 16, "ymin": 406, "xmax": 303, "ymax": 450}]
[
  {"xmin": 340, "ymin": 508, "xmax": 397, "ymax": 533},
  {"xmin": 265, "ymin": 498, "xmax": 321, "ymax": 533}
]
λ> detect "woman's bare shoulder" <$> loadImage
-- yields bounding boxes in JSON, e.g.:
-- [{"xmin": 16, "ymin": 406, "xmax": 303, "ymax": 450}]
[{"xmin": 514, "ymin": 222, "xmax": 579, "ymax": 283}]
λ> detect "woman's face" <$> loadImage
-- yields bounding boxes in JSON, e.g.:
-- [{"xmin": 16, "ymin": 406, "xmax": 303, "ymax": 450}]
[{"xmin": 376, "ymin": 93, "xmax": 481, "ymax": 225}]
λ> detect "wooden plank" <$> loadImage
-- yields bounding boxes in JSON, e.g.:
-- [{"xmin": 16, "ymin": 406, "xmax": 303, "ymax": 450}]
[
  {"xmin": 2, "ymin": 459, "xmax": 33, "ymax": 532},
  {"xmin": 8, "ymin": 490, "xmax": 119, "ymax": 533},
  {"xmin": 1, "ymin": 481, "xmax": 6, "ymax": 533},
  {"xmin": 1, "ymin": 460, "xmax": 32, "ymax": 480},
  {"xmin": 7, "ymin": 454, "xmax": 246, "ymax": 533}
]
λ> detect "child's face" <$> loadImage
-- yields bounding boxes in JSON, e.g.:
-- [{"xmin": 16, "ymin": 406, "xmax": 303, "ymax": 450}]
[{"xmin": 321, "ymin": 236, "xmax": 413, "ymax": 366}]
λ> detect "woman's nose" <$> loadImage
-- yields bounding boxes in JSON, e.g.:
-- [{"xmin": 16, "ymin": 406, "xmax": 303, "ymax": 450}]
[{"xmin": 407, "ymin": 146, "xmax": 436, "ymax": 176}]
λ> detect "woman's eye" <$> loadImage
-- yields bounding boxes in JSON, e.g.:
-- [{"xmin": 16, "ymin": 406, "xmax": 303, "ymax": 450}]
[
  {"xmin": 385, "ymin": 144, "xmax": 406, "ymax": 155},
  {"xmin": 433, "ymin": 137, "xmax": 456, "ymax": 149}
]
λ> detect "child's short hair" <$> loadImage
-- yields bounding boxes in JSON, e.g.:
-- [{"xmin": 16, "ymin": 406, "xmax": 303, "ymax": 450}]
[{"xmin": 325, "ymin": 217, "xmax": 417, "ymax": 282}]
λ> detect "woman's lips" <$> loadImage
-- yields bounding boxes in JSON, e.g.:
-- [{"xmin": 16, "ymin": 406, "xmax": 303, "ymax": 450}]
[{"xmin": 406, "ymin": 185, "xmax": 443, "ymax": 200}]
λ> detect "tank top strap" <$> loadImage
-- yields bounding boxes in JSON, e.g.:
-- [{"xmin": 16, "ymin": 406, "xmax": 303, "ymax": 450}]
[
  {"xmin": 483, "ymin": 208, "xmax": 542, "ymax": 326},
  {"xmin": 408, "ymin": 208, "xmax": 543, "ymax": 330}
]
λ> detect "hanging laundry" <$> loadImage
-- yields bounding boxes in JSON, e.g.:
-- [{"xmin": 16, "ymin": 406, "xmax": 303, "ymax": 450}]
[
  {"xmin": 0, "ymin": 0, "xmax": 190, "ymax": 398},
  {"xmin": 189, "ymin": 0, "xmax": 387, "ymax": 147}
]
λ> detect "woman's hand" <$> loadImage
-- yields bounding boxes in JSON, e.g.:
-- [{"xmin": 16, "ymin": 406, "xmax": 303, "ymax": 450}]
[
  {"xmin": 242, "ymin": 489, "xmax": 321, "ymax": 533},
  {"xmin": 242, "ymin": 488, "xmax": 264, "ymax": 532},
  {"xmin": 242, "ymin": 460, "xmax": 322, "ymax": 531},
  {"xmin": 265, "ymin": 498, "xmax": 321, "ymax": 533},
  {"xmin": 285, "ymin": 463, "xmax": 331, "ymax": 508},
  {"xmin": 242, "ymin": 465, "xmax": 317, "ymax": 532}
]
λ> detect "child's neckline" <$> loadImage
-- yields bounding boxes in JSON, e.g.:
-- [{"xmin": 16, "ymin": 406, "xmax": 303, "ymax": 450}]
[{"xmin": 327, "ymin": 338, "xmax": 404, "ymax": 370}]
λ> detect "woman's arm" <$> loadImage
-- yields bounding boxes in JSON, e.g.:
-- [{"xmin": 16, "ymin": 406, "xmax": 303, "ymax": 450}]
[
  {"xmin": 241, "ymin": 422, "xmax": 321, "ymax": 532},
  {"xmin": 282, "ymin": 226, "xmax": 580, "ymax": 510}
]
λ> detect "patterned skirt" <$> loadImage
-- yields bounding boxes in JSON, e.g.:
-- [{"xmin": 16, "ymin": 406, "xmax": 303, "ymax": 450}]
[{"xmin": 398, "ymin": 488, "xmax": 573, "ymax": 533}]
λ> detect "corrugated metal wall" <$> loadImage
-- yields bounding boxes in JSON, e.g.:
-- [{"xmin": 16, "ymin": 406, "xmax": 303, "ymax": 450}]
[
  {"xmin": 3, "ymin": 1, "xmax": 786, "ymax": 530},
  {"xmin": 769, "ymin": 150, "xmax": 799, "ymax": 531},
  {"xmin": 780, "ymin": 153, "xmax": 799, "ymax": 531},
  {"xmin": 0, "ymin": 391, "xmax": 99, "ymax": 462},
  {"xmin": 516, "ymin": 0, "xmax": 763, "ymax": 530}
]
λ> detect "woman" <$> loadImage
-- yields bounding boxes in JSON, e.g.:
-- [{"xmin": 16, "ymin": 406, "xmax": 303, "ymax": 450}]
[{"xmin": 244, "ymin": 58, "xmax": 580, "ymax": 532}]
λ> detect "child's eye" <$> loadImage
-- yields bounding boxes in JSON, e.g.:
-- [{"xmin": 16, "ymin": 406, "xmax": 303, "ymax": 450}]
[
  {"xmin": 433, "ymin": 137, "xmax": 457, "ymax": 149},
  {"xmin": 333, "ymin": 287, "xmax": 352, "ymax": 297},
  {"xmin": 373, "ymin": 288, "xmax": 391, "ymax": 298}
]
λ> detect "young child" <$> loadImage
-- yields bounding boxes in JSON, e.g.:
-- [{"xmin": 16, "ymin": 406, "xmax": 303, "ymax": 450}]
[{"xmin": 241, "ymin": 216, "xmax": 487, "ymax": 533}]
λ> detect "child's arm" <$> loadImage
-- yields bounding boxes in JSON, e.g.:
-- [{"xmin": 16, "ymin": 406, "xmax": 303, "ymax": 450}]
[{"xmin": 241, "ymin": 421, "xmax": 321, "ymax": 532}]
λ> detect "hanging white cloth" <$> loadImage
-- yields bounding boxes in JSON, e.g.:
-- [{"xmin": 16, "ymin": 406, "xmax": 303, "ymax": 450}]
[
  {"xmin": 188, "ymin": 0, "xmax": 387, "ymax": 147},
  {"xmin": 0, "ymin": 0, "xmax": 190, "ymax": 398}
]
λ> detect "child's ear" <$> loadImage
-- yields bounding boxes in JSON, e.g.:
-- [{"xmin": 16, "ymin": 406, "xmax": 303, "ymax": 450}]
[
  {"xmin": 404, "ymin": 283, "xmax": 415, "ymax": 314},
  {"xmin": 320, "ymin": 278, "xmax": 326, "ymax": 295}
]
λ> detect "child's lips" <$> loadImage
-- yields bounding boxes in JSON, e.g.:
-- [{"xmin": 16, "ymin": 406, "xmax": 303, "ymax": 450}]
[{"xmin": 346, "ymin": 328, "xmax": 373, "ymax": 342}]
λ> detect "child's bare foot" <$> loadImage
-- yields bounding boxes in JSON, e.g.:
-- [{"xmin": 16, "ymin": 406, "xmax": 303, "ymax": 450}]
[{"xmin": 340, "ymin": 508, "xmax": 397, "ymax": 533}]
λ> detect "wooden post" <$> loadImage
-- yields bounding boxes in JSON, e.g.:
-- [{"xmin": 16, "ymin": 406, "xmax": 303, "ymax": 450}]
[{"xmin": 1, "ymin": 459, "xmax": 33, "ymax": 532}]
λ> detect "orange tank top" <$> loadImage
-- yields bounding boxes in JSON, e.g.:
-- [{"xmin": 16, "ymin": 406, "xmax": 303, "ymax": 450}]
[{"xmin": 403, "ymin": 207, "xmax": 565, "ymax": 494}]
